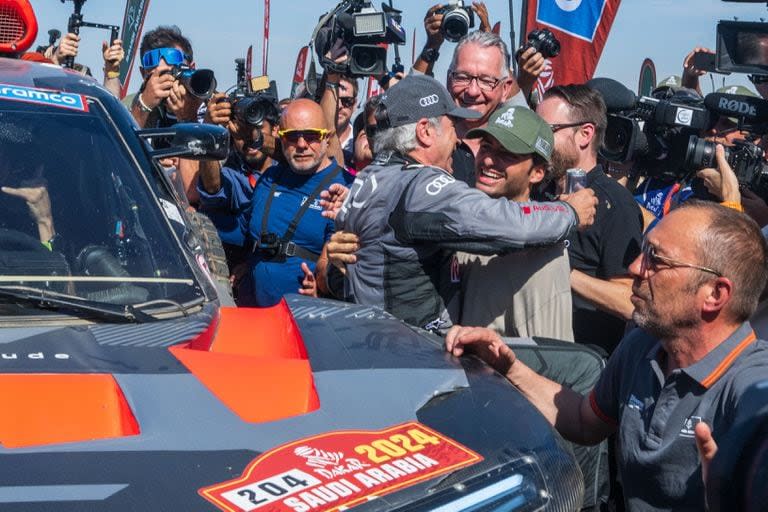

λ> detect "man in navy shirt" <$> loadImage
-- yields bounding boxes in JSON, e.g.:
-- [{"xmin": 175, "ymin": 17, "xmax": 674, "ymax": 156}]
[{"xmin": 202, "ymin": 98, "xmax": 351, "ymax": 306}]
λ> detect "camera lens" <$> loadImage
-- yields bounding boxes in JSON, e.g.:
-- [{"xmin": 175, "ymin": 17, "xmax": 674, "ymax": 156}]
[
  {"xmin": 235, "ymin": 97, "xmax": 266, "ymax": 126},
  {"xmin": 186, "ymin": 69, "xmax": 216, "ymax": 100},
  {"xmin": 684, "ymin": 135, "xmax": 730, "ymax": 170},
  {"xmin": 442, "ymin": 10, "xmax": 470, "ymax": 42}
]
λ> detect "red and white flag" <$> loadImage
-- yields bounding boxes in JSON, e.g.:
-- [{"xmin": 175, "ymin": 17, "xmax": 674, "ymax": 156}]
[
  {"xmin": 262, "ymin": 0, "xmax": 271, "ymax": 75},
  {"xmin": 523, "ymin": 0, "xmax": 621, "ymax": 97},
  {"xmin": 290, "ymin": 45, "xmax": 309, "ymax": 98}
]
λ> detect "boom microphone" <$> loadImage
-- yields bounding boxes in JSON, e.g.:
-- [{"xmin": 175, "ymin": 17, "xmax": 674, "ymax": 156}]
[
  {"xmin": 704, "ymin": 93, "xmax": 768, "ymax": 124},
  {"xmin": 587, "ymin": 77, "xmax": 637, "ymax": 112}
]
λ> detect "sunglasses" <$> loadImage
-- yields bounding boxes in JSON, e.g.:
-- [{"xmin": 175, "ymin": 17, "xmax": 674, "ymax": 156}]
[
  {"xmin": 277, "ymin": 129, "xmax": 330, "ymax": 144},
  {"xmin": 141, "ymin": 47, "xmax": 190, "ymax": 69},
  {"xmin": 338, "ymin": 96, "xmax": 357, "ymax": 108},
  {"xmin": 640, "ymin": 238, "xmax": 722, "ymax": 277}
]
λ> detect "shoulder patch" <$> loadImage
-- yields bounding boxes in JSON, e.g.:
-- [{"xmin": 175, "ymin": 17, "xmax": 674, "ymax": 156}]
[{"xmin": 425, "ymin": 174, "xmax": 455, "ymax": 196}]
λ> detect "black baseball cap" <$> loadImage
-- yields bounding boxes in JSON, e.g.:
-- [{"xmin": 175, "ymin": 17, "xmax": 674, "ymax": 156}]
[{"xmin": 377, "ymin": 74, "xmax": 481, "ymax": 128}]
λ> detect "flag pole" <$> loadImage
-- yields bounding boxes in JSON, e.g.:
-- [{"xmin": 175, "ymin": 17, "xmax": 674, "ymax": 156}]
[{"xmin": 508, "ymin": 0, "xmax": 517, "ymax": 76}]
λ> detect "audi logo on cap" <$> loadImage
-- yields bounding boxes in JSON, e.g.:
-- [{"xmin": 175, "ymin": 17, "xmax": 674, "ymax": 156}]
[{"xmin": 419, "ymin": 94, "xmax": 439, "ymax": 107}]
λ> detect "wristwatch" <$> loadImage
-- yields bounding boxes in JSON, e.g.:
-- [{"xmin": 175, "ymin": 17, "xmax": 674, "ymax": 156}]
[{"xmin": 420, "ymin": 48, "xmax": 440, "ymax": 64}]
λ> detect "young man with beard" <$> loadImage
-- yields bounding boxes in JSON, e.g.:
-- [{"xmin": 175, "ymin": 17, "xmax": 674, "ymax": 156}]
[
  {"xmin": 457, "ymin": 105, "xmax": 574, "ymax": 341},
  {"xmin": 446, "ymin": 201, "xmax": 768, "ymax": 511},
  {"xmin": 536, "ymin": 84, "xmax": 643, "ymax": 354}
]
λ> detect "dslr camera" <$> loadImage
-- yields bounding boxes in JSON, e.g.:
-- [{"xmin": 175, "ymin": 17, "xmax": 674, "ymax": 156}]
[
  {"xmin": 313, "ymin": 0, "xmax": 406, "ymax": 77},
  {"xmin": 685, "ymin": 135, "xmax": 766, "ymax": 187},
  {"xmin": 168, "ymin": 66, "xmax": 217, "ymax": 100},
  {"xmin": 436, "ymin": 0, "xmax": 475, "ymax": 43},
  {"xmin": 520, "ymin": 28, "xmax": 561, "ymax": 59},
  {"xmin": 227, "ymin": 58, "xmax": 280, "ymax": 129}
]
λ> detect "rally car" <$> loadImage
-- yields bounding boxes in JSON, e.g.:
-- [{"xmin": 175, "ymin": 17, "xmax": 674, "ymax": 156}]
[{"xmin": 0, "ymin": 23, "xmax": 582, "ymax": 512}]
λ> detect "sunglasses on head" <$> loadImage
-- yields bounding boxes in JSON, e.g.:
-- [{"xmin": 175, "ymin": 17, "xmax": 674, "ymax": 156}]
[
  {"xmin": 141, "ymin": 47, "xmax": 190, "ymax": 69},
  {"xmin": 277, "ymin": 128, "xmax": 330, "ymax": 144}
]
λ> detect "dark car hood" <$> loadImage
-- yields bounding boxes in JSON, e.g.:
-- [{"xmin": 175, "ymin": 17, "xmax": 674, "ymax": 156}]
[{"xmin": 0, "ymin": 296, "xmax": 581, "ymax": 511}]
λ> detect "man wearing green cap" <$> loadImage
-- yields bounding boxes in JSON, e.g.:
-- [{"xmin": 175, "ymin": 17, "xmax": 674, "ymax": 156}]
[{"xmin": 458, "ymin": 105, "xmax": 574, "ymax": 341}]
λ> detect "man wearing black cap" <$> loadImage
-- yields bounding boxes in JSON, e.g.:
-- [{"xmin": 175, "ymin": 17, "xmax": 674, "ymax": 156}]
[{"xmin": 334, "ymin": 74, "xmax": 597, "ymax": 332}]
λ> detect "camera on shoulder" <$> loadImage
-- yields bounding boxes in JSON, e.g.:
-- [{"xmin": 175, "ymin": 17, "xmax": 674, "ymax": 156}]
[{"xmin": 313, "ymin": 0, "xmax": 406, "ymax": 77}]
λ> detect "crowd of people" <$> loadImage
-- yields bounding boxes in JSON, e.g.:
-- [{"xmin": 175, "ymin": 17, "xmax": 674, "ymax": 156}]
[{"xmin": 16, "ymin": 2, "xmax": 768, "ymax": 510}]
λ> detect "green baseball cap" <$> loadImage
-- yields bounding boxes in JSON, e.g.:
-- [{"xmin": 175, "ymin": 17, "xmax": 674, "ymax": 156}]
[
  {"xmin": 656, "ymin": 75, "xmax": 682, "ymax": 89},
  {"xmin": 465, "ymin": 106, "xmax": 554, "ymax": 161},
  {"xmin": 716, "ymin": 84, "xmax": 757, "ymax": 97}
]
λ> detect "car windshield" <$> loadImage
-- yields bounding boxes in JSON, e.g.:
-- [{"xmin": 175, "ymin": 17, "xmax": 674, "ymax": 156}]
[{"xmin": 0, "ymin": 96, "xmax": 203, "ymax": 316}]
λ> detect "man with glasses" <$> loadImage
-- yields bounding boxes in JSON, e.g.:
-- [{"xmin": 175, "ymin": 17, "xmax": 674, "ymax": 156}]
[
  {"xmin": 233, "ymin": 98, "xmax": 352, "ymax": 306},
  {"xmin": 446, "ymin": 200, "xmax": 768, "ymax": 511},
  {"xmin": 536, "ymin": 84, "xmax": 643, "ymax": 354}
]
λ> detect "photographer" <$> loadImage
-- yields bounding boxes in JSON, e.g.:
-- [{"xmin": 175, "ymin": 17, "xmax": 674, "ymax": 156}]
[
  {"xmin": 45, "ymin": 32, "xmax": 124, "ymax": 98},
  {"xmin": 128, "ymin": 26, "xmax": 202, "ymax": 129},
  {"xmin": 197, "ymin": 90, "xmax": 282, "ymax": 280}
]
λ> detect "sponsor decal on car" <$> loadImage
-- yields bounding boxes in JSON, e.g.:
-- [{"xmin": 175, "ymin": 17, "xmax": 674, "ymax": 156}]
[
  {"xmin": 199, "ymin": 422, "xmax": 482, "ymax": 512},
  {"xmin": 0, "ymin": 84, "xmax": 88, "ymax": 112}
]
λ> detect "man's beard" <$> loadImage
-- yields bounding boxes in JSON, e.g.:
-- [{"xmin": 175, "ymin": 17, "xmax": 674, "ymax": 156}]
[{"xmin": 551, "ymin": 148, "xmax": 579, "ymax": 181}]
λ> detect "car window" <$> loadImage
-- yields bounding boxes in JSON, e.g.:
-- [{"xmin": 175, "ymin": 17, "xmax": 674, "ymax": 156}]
[{"xmin": 0, "ymin": 98, "xmax": 204, "ymax": 313}]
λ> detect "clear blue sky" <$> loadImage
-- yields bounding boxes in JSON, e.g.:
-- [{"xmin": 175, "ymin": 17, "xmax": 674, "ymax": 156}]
[{"xmin": 28, "ymin": 0, "xmax": 768, "ymax": 98}]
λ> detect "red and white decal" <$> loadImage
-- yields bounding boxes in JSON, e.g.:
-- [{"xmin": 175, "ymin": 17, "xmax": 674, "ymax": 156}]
[{"xmin": 199, "ymin": 422, "xmax": 482, "ymax": 512}]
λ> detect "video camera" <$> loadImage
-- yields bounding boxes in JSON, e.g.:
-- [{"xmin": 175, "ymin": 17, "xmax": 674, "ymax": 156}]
[
  {"xmin": 227, "ymin": 58, "xmax": 280, "ymax": 129},
  {"xmin": 592, "ymin": 77, "xmax": 768, "ymax": 188},
  {"xmin": 313, "ymin": 0, "xmax": 406, "ymax": 77},
  {"xmin": 436, "ymin": 0, "xmax": 475, "ymax": 43},
  {"xmin": 60, "ymin": 0, "xmax": 119, "ymax": 70}
]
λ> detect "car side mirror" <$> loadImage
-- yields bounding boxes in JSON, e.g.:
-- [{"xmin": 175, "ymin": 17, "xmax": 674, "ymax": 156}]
[{"xmin": 137, "ymin": 123, "xmax": 230, "ymax": 161}]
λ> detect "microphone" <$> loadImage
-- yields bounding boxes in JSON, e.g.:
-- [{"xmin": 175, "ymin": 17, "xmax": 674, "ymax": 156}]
[
  {"xmin": 587, "ymin": 77, "xmax": 637, "ymax": 112},
  {"xmin": 704, "ymin": 93, "xmax": 768, "ymax": 124}
]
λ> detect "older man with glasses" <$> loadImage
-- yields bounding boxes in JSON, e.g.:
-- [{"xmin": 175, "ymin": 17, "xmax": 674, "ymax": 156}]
[
  {"xmin": 536, "ymin": 84, "xmax": 644, "ymax": 355},
  {"xmin": 447, "ymin": 200, "xmax": 768, "ymax": 511}
]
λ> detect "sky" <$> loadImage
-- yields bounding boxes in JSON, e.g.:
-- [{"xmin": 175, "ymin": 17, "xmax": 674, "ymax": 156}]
[{"xmin": 27, "ymin": 0, "xmax": 768, "ymax": 99}]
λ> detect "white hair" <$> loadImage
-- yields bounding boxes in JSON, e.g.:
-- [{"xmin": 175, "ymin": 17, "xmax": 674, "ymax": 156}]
[
  {"xmin": 448, "ymin": 30, "xmax": 511, "ymax": 78},
  {"xmin": 374, "ymin": 117, "xmax": 441, "ymax": 155}
]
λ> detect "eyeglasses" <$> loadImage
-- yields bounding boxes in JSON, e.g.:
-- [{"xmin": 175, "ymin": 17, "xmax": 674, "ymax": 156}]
[
  {"xmin": 549, "ymin": 121, "xmax": 594, "ymax": 133},
  {"xmin": 277, "ymin": 128, "xmax": 330, "ymax": 144},
  {"xmin": 449, "ymin": 72, "xmax": 505, "ymax": 91},
  {"xmin": 338, "ymin": 97, "xmax": 357, "ymax": 108},
  {"xmin": 639, "ymin": 238, "xmax": 722, "ymax": 277},
  {"xmin": 141, "ymin": 47, "xmax": 190, "ymax": 69}
]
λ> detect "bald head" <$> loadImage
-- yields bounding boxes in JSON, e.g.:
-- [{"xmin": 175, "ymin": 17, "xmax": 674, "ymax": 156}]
[
  {"xmin": 280, "ymin": 99, "xmax": 329, "ymax": 131},
  {"xmin": 279, "ymin": 99, "xmax": 332, "ymax": 174}
]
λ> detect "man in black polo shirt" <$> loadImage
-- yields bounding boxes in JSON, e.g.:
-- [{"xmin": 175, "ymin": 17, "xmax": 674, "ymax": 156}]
[
  {"xmin": 536, "ymin": 84, "xmax": 643, "ymax": 354},
  {"xmin": 446, "ymin": 201, "xmax": 768, "ymax": 511}
]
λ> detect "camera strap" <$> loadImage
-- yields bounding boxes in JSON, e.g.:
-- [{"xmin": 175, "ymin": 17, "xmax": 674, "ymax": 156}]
[{"xmin": 257, "ymin": 162, "xmax": 342, "ymax": 262}]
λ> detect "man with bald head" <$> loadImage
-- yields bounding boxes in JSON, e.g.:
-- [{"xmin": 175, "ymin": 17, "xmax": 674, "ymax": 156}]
[{"xmin": 232, "ymin": 98, "xmax": 352, "ymax": 306}]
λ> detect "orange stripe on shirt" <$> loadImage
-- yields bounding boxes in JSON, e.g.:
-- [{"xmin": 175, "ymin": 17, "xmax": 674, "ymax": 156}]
[
  {"xmin": 701, "ymin": 331, "xmax": 757, "ymax": 389},
  {"xmin": 589, "ymin": 389, "xmax": 618, "ymax": 426}
]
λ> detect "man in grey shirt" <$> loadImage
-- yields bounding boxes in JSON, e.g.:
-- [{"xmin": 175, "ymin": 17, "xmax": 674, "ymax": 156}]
[{"xmin": 447, "ymin": 200, "xmax": 768, "ymax": 510}]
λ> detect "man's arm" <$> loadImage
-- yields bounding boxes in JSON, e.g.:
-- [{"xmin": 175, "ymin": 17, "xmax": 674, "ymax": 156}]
[
  {"xmin": 391, "ymin": 171, "xmax": 596, "ymax": 253},
  {"xmin": 412, "ymin": 4, "xmax": 444, "ymax": 76},
  {"xmin": 319, "ymin": 73, "xmax": 346, "ymax": 166},
  {"xmin": 570, "ymin": 272, "xmax": 635, "ymax": 321},
  {"xmin": 102, "ymin": 38, "xmax": 124, "ymax": 98},
  {"xmin": 446, "ymin": 326, "xmax": 615, "ymax": 445}
]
